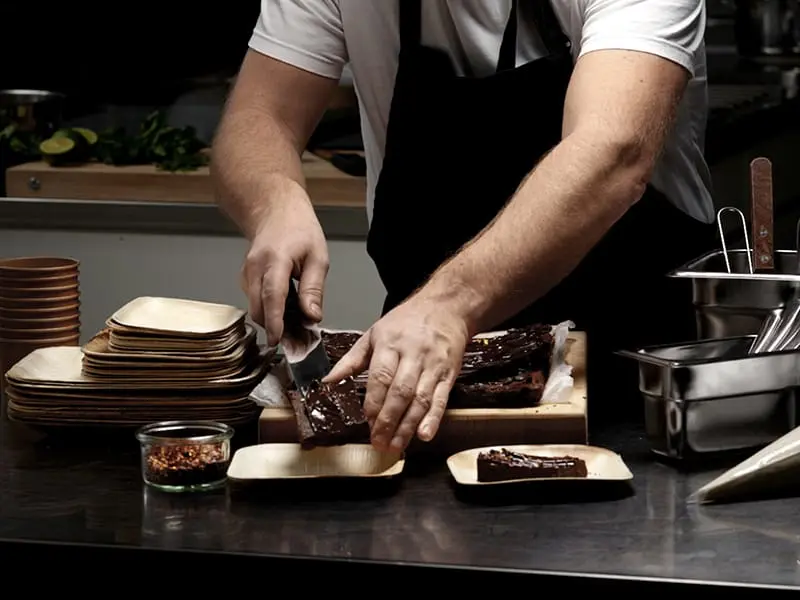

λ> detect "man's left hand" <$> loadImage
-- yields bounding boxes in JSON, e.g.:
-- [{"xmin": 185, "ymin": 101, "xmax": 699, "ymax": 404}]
[{"xmin": 323, "ymin": 294, "xmax": 469, "ymax": 451}]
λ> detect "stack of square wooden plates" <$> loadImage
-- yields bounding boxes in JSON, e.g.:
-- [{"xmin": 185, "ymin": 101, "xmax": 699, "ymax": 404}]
[{"xmin": 3, "ymin": 297, "xmax": 274, "ymax": 428}]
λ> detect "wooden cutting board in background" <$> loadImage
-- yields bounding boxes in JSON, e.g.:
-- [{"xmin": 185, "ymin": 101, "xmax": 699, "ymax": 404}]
[
  {"xmin": 5, "ymin": 152, "xmax": 365, "ymax": 207},
  {"xmin": 258, "ymin": 332, "xmax": 588, "ymax": 456}
]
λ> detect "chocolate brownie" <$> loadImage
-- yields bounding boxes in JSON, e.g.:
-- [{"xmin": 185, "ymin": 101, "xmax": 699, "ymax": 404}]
[
  {"xmin": 477, "ymin": 448, "xmax": 588, "ymax": 482},
  {"xmin": 450, "ymin": 369, "xmax": 546, "ymax": 408},
  {"xmin": 460, "ymin": 324, "xmax": 554, "ymax": 381},
  {"xmin": 319, "ymin": 324, "xmax": 557, "ymax": 409},
  {"xmin": 321, "ymin": 331, "xmax": 362, "ymax": 362},
  {"xmin": 289, "ymin": 377, "xmax": 369, "ymax": 449}
]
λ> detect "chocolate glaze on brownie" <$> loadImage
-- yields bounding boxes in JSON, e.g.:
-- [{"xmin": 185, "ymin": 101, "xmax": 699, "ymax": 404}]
[
  {"xmin": 318, "ymin": 324, "xmax": 556, "ymax": 409},
  {"xmin": 321, "ymin": 331, "xmax": 362, "ymax": 362},
  {"xmin": 477, "ymin": 448, "xmax": 588, "ymax": 482},
  {"xmin": 289, "ymin": 377, "xmax": 369, "ymax": 449},
  {"xmin": 460, "ymin": 324, "xmax": 553, "ymax": 380},
  {"xmin": 323, "ymin": 325, "xmax": 553, "ymax": 376}
]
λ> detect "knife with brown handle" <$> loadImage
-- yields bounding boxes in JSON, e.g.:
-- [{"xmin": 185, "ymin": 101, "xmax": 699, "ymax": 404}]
[{"xmin": 751, "ymin": 157, "xmax": 774, "ymax": 272}]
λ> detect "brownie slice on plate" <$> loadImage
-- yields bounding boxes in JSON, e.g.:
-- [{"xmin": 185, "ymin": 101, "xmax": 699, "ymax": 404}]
[{"xmin": 477, "ymin": 448, "xmax": 588, "ymax": 482}]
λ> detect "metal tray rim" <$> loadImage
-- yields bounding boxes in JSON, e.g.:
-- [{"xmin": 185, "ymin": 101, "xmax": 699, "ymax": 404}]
[
  {"xmin": 640, "ymin": 389, "xmax": 790, "ymax": 404},
  {"xmin": 669, "ymin": 249, "xmax": 800, "ymax": 282},
  {"xmin": 615, "ymin": 334, "xmax": 797, "ymax": 368}
]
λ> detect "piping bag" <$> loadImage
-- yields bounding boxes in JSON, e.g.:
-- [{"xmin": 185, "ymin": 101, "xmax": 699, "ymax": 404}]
[{"xmin": 689, "ymin": 424, "xmax": 800, "ymax": 504}]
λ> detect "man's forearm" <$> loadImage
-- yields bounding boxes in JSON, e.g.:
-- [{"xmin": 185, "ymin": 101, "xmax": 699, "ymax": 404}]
[
  {"xmin": 211, "ymin": 106, "xmax": 308, "ymax": 241},
  {"xmin": 421, "ymin": 132, "xmax": 652, "ymax": 334},
  {"xmin": 416, "ymin": 50, "xmax": 688, "ymax": 334}
]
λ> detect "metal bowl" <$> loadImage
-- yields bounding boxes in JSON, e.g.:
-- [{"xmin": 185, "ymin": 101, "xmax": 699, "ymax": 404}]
[{"xmin": 0, "ymin": 89, "xmax": 65, "ymax": 134}]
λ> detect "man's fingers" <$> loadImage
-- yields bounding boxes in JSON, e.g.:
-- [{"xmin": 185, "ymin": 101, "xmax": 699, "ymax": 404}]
[
  {"xmin": 298, "ymin": 254, "xmax": 328, "ymax": 322},
  {"xmin": 362, "ymin": 348, "xmax": 400, "ymax": 428},
  {"xmin": 417, "ymin": 379, "xmax": 453, "ymax": 442},
  {"xmin": 390, "ymin": 369, "xmax": 438, "ymax": 451},
  {"xmin": 246, "ymin": 269, "xmax": 265, "ymax": 328},
  {"xmin": 323, "ymin": 333, "xmax": 372, "ymax": 383},
  {"xmin": 261, "ymin": 261, "xmax": 293, "ymax": 347},
  {"xmin": 371, "ymin": 357, "xmax": 422, "ymax": 451}
]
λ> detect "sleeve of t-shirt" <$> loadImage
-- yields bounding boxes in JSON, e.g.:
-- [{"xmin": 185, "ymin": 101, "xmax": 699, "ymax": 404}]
[
  {"xmin": 578, "ymin": 0, "xmax": 705, "ymax": 76},
  {"xmin": 249, "ymin": 0, "xmax": 348, "ymax": 80}
]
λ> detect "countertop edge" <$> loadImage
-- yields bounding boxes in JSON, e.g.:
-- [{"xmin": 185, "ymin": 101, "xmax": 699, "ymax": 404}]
[
  {"xmin": 1, "ymin": 538, "xmax": 795, "ymax": 593},
  {"xmin": 0, "ymin": 197, "xmax": 368, "ymax": 240}
]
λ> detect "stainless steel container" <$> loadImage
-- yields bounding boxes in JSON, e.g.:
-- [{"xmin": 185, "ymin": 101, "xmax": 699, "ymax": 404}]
[
  {"xmin": 670, "ymin": 249, "xmax": 800, "ymax": 339},
  {"xmin": 618, "ymin": 336, "xmax": 800, "ymax": 460},
  {"xmin": 0, "ymin": 89, "xmax": 65, "ymax": 134},
  {"xmin": 0, "ymin": 90, "xmax": 65, "ymax": 196}
]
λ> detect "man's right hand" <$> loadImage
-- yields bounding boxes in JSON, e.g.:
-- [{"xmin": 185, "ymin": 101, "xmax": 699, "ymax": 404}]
[{"xmin": 241, "ymin": 193, "xmax": 329, "ymax": 347}]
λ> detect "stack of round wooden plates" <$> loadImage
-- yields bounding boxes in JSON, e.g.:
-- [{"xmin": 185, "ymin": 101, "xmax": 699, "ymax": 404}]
[
  {"xmin": 4, "ymin": 296, "xmax": 275, "ymax": 428},
  {"xmin": 0, "ymin": 257, "xmax": 81, "ymax": 399}
]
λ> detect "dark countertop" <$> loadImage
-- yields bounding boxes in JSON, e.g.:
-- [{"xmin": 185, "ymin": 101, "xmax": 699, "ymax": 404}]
[{"xmin": 1, "ymin": 416, "xmax": 799, "ymax": 594}]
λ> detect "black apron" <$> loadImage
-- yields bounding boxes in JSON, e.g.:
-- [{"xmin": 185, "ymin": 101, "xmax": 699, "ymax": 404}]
[{"xmin": 367, "ymin": 0, "xmax": 716, "ymax": 424}]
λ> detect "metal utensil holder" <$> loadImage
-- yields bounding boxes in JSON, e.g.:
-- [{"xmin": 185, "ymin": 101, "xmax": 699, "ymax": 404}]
[{"xmin": 670, "ymin": 207, "xmax": 800, "ymax": 339}]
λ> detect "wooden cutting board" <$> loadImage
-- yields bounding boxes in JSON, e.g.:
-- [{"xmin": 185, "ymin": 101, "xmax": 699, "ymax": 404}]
[
  {"xmin": 5, "ymin": 152, "xmax": 365, "ymax": 207},
  {"xmin": 258, "ymin": 331, "xmax": 588, "ymax": 456}
]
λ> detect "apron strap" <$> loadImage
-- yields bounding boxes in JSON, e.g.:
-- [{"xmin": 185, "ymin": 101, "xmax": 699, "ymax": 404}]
[
  {"xmin": 525, "ymin": 0, "xmax": 572, "ymax": 56},
  {"xmin": 498, "ymin": 1, "xmax": 571, "ymax": 72},
  {"xmin": 399, "ymin": 0, "xmax": 422, "ymax": 50},
  {"xmin": 496, "ymin": 0, "xmax": 519, "ymax": 72},
  {"xmin": 401, "ymin": 0, "xmax": 570, "ymax": 65}
]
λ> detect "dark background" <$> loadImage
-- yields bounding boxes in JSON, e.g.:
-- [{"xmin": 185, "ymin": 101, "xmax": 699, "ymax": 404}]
[
  {"xmin": 0, "ymin": 2, "xmax": 261, "ymax": 101},
  {"xmin": 1, "ymin": 1, "xmax": 737, "ymax": 99}
]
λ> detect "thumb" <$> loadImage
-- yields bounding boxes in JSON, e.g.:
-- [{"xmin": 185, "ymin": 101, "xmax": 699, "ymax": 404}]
[
  {"xmin": 298, "ymin": 256, "xmax": 328, "ymax": 322},
  {"xmin": 323, "ymin": 333, "xmax": 372, "ymax": 383}
]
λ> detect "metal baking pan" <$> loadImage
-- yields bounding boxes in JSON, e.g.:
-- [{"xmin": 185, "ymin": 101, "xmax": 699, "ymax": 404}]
[
  {"xmin": 618, "ymin": 336, "xmax": 800, "ymax": 460},
  {"xmin": 670, "ymin": 249, "xmax": 800, "ymax": 339}
]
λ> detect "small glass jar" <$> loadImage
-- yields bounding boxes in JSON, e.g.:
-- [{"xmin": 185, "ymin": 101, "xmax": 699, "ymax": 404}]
[{"xmin": 136, "ymin": 421, "xmax": 234, "ymax": 493}]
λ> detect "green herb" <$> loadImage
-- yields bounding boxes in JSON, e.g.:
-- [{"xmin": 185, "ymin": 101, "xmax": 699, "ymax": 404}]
[
  {"xmin": 94, "ymin": 111, "xmax": 208, "ymax": 172},
  {"xmin": 3, "ymin": 110, "xmax": 208, "ymax": 171},
  {"xmin": 0, "ymin": 124, "xmax": 43, "ymax": 162}
]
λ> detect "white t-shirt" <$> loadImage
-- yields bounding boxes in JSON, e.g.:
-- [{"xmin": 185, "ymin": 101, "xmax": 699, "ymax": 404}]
[{"xmin": 249, "ymin": 0, "xmax": 714, "ymax": 224}]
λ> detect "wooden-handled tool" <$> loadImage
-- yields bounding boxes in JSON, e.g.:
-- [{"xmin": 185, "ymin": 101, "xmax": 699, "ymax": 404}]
[{"xmin": 750, "ymin": 157, "xmax": 774, "ymax": 272}]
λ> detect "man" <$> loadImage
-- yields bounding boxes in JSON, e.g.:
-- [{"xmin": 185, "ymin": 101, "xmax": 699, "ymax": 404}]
[{"xmin": 213, "ymin": 0, "xmax": 715, "ymax": 452}]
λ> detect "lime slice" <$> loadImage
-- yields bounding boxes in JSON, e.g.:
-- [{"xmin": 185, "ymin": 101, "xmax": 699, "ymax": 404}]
[
  {"xmin": 72, "ymin": 127, "xmax": 98, "ymax": 145},
  {"xmin": 39, "ymin": 136, "xmax": 76, "ymax": 156},
  {"xmin": 52, "ymin": 127, "xmax": 94, "ymax": 146}
]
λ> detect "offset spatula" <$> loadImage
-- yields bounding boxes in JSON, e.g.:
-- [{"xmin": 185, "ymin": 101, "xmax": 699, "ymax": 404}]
[
  {"xmin": 751, "ymin": 157, "xmax": 774, "ymax": 272},
  {"xmin": 281, "ymin": 278, "xmax": 331, "ymax": 394}
]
